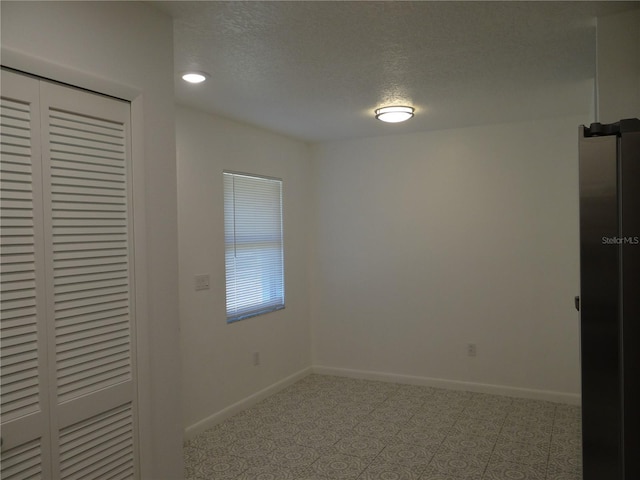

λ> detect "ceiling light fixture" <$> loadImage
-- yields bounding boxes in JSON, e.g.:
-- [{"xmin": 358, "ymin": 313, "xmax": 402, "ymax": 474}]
[
  {"xmin": 375, "ymin": 106, "xmax": 415, "ymax": 123},
  {"xmin": 182, "ymin": 72, "xmax": 208, "ymax": 84}
]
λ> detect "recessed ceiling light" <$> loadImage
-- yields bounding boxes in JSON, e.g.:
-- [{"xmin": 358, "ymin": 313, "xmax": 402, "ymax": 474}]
[
  {"xmin": 182, "ymin": 72, "xmax": 208, "ymax": 84},
  {"xmin": 375, "ymin": 106, "xmax": 415, "ymax": 123}
]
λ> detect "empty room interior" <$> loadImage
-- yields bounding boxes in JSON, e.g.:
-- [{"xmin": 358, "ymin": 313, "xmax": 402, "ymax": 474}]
[{"xmin": 1, "ymin": 1, "xmax": 639, "ymax": 480}]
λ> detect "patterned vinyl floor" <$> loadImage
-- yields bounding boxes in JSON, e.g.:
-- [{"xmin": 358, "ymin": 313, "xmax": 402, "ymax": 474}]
[{"xmin": 184, "ymin": 374, "xmax": 582, "ymax": 479}]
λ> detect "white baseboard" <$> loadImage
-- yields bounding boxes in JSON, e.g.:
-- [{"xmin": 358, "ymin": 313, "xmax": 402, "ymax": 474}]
[
  {"xmin": 184, "ymin": 367, "xmax": 312, "ymax": 441},
  {"xmin": 312, "ymin": 365, "xmax": 581, "ymax": 406}
]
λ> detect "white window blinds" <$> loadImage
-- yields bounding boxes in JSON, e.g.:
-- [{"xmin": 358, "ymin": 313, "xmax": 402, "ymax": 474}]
[{"xmin": 224, "ymin": 172, "xmax": 284, "ymax": 322}]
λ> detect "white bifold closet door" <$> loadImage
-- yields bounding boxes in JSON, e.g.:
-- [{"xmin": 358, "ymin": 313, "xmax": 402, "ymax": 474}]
[{"xmin": 1, "ymin": 69, "xmax": 137, "ymax": 479}]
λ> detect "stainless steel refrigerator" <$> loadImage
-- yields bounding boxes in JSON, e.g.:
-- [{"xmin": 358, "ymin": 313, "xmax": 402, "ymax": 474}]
[{"xmin": 578, "ymin": 118, "xmax": 640, "ymax": 480}]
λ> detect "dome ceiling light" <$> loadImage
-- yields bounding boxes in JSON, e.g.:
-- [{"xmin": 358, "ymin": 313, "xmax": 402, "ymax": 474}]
[{"xmin": 375, "ymin": 106, "xmax": 415, "ymax": 123}]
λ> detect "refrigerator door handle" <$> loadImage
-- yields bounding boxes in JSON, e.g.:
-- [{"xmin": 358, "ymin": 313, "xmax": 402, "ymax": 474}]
[{"xmin": 575, "ymin": 295, "xmax": 580, "ymax": 312}]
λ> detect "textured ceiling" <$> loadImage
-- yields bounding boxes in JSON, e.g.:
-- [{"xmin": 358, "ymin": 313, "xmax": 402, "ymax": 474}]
[{"xmin": 155, "ymin": 1, "xmax": 638, "ymax": 142}]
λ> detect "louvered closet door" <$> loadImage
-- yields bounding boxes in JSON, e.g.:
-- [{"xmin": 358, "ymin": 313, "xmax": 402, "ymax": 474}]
[
  {"xmin": 1, "ymin": 71, "xmax": 137, "ymax": 479},
  {"xmin": 39, "ymin": 81, "xmax": 137, "ymax": 479},
  {"xmin": 1, "ymin": 70, "xmax": 52, "ymax": 479}
]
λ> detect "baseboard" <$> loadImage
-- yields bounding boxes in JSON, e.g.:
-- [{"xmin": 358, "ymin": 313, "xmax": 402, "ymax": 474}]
[
  {"xmin": 184, "ymin": 367, "xmax": 312, "ymax": 441},
  {"xmin": 312, "ymin": 365, "xmax": 581, "ymax": 406}
]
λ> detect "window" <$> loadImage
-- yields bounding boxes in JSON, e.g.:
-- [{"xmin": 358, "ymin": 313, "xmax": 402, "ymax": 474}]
[{"xmin": 224, "ymin": 172, "xmax": 285, "ymax": 322}]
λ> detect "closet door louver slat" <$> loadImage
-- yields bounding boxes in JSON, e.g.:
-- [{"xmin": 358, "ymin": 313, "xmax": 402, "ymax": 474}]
[
  {"xmin": 0, "ymin": 439, "xmax": 43, "ymax": 480},
  {"xmin": 47, "ymin": 107, "xmax": 132, "ymax": 404},
  {"xmin": 1, "ymin": 96, "xmax": 39, "ymax": 420},
  {"xmin": 59, "ymin": 403, "xmax": 134, "ymax": 480}
]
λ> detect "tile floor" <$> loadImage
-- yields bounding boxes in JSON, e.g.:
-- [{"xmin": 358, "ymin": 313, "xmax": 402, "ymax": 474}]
[{"xmin": 184, "ymin": 374, "xmax": 582, "ymax": 479}]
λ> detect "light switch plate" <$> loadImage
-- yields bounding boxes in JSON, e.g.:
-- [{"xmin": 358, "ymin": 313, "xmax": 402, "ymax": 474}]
[{"xmin": 195, "ymin": 274, "xmax": 210, "ymax": 291}]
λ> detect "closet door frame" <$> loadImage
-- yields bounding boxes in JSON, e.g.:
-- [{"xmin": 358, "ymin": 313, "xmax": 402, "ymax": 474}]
[{"xmin": 0, "ymin": 59, "xmax": 154, "ymax": 478}]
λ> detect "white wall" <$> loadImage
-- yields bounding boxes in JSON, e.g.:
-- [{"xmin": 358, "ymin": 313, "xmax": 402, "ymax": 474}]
[
  {"xmin": 176, "ymin": 107, "xmax": 312, "ymax": 435},
  {"xmin": 310, "ymin": 113, "xmax": 590, "ymax": 402},
  {"xmin": 1, "ymin": 2, "xmax": 182, "ymax": 477},
  {"xmin": 597, "ymin": 8, "xmax": 640, "ymax": 123}
]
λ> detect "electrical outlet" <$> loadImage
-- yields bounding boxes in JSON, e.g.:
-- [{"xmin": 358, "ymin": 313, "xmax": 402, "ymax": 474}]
[
  {"xmin": 195, "ymin": 274, "xmax": 210, "ymax": 291},
  {"xmin": 253, "ymin": 352, "xmax": 260, "ymax": 366},
  {"xmin": 467, "ymin": 343, "xmax": 477, "ymax": 357}
]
